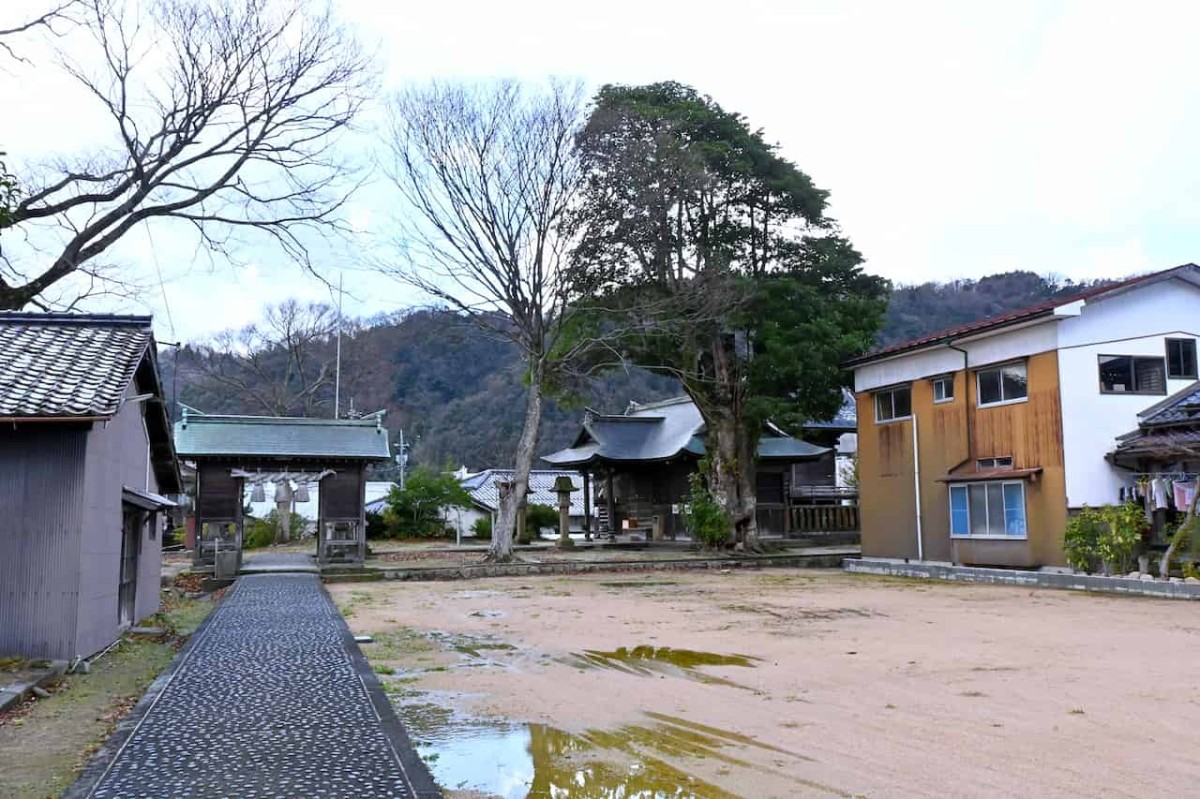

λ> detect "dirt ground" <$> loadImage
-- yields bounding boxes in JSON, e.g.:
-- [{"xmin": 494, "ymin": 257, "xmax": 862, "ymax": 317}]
[
  {"xmin": 0, "ymin": 594, "xmax": 214, "ymax": 799},
  {"xmin": 333, "ymin": 569, "xmax": 1200, "ymax": 799}
]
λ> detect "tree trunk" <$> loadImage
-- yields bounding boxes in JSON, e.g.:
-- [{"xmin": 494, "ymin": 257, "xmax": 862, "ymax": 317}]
[
  {"xmin": 489, "ymin": 366, "xmax": 544, "ymax": 562},
  {"xmin": 707, "ymin": 409, "xmax": 758, "ymax": 551}
]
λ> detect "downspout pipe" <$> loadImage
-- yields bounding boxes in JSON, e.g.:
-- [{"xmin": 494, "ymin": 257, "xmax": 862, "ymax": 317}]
[
  {"xmin": 912, "ymin": 415, "xmax": 923, "ymax": 561},
  {"xmin": 947, "ymin": 341, "xmax": 974, "ymax": 471}
]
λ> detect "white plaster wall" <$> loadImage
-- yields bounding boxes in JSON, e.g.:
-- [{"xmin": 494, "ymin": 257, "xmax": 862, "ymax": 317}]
[
  {"xmin": 245, "ymin": 480, "xmax": 395, "ymax": 527},
  {"xmin": 854, "ymin": 320, "xmax": 1060, "ymax": 392},
  {"xmin": 1057, "ymin": 278, "xmax": 1200, "ymax": 507}
]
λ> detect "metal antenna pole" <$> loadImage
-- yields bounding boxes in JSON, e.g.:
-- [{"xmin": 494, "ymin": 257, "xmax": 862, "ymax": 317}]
[{"xmin": 334, "ymin": 272, "xmax": 343, "ymax": 419}]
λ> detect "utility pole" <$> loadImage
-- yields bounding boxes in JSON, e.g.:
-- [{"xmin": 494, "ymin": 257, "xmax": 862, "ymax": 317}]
[
  {"xmin": 334, "ymin": 272, "xmax": 343, "ymax": 419},
  {"xmin": 398, "ymin": 429, "xmax": 406, "ymax": 491}
]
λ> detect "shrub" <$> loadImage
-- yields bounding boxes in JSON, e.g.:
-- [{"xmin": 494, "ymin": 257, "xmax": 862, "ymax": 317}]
[
  {"xmin": 1063, "ymin": 507, "xmax": 1105, "ymax": 573},
  {"xmin": 471, "ymin": 515, "xmax": 492, "ymax": 539},
  {"xmin": 682, "ymin": 472, "xmax": 730, "ymax": 549},
  {"xmin": 365, "ymin": 511, "xmax": 389, "ymax": 540},
  {"xmin": 1096, "ymin": 501, "xmax": 1146, "ymax": 575},
  {"xmin": 525, "ymin": 503, "xmax": 559, "ymax": 536},
  {"xmin": 243, "ymin": 510, "xmax": 308, "ymax": 549},
  {"xmin": 382, "ymin": 467, "xmax": 473, "ymax": 538},
  {"xmin": 1064, "ymin": 503, "xmax": 1147, "ymax": 574}
]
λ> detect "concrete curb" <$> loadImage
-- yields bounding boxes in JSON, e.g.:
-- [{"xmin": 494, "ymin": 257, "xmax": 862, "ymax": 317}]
[
  {"xmin": 324, "ymin": 583, "xmax": 443, "ymax": 799},
  {"xmin": 0, "ymin": 660, "xmax": 68, "ymax": 713},
  {"xmin": 323, "ymin": 550, "xmax": 859, "ymax": 583},
  {"xmin": 845, "ymin": 558, "xmax": 1200, "ymax": 600}
]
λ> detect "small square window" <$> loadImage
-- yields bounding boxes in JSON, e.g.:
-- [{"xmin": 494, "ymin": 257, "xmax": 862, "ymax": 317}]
[
  {"xmin": 874, "ymin": 385, "xmax": 912, "ymax": 422},
  {"xmin": 1167, "ymin": 339, "xmax": 1197, "ymax": 380},
  {"xmin": 932, "ymin": 375, "xmax": 954, "ymax": 403},
  {"xmin": 977, "ymin": 457, "xmax": 1013, "ymax": 470}
]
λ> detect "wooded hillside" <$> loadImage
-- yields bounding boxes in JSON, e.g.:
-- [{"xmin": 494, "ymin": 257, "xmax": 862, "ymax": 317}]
[{"xmin": 164, "ymin": 270, "xmax": 1112, "ymax": 469}]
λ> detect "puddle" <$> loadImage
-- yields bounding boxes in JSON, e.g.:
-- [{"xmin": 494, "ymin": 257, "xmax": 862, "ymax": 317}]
[
  {"xmin": 393, "ymin": 696, "xmax": 799, "ymax": 798},
  {"xmin": 563, "ymin": 646, "xmax": 760, "ymax": 688}
]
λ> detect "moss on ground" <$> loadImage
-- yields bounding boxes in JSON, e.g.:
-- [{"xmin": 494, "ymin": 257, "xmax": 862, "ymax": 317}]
[{"xmin": 0, "ymin": 593, "xmax": 215, "ymax": 799}]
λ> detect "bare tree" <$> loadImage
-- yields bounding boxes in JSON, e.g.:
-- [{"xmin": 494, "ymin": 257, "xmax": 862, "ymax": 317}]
[
  {"xmin": 0, "ymin": 0, "xmax": 373, "ymax": 310},
  {"xmin": 0, "ymin": 0, "xmax": 84, "ymax": 62},
  {"xmin": 381, "ymin": 80, "xmax": 585, "ymax": 562},
  {"xmin": 190, "ymin": 299, "xmax": 339, "ymax": 416}
]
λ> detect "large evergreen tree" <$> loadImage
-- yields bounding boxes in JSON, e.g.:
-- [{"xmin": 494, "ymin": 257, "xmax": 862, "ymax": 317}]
[{"xmin": 570, "ymin": 81, "xmax": 887, "ymax": 549}]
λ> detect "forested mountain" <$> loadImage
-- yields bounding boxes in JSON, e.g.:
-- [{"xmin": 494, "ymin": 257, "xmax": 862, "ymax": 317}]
[{"xmin": 163, "ymin": 271, "xmax": 1115, "ymax": 470}]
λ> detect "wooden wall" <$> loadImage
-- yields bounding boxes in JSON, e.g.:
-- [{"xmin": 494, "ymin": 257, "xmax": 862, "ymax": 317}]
[{"xmin": 857, "ymin": 350, "xmax": 1068, "ymax": 566}]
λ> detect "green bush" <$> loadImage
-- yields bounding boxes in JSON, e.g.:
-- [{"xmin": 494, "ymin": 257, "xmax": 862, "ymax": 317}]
[
  {"xmin": 525, "ymin": 503, "xmax": 559, "ymax": 536},
  {"xmin": 365, "ymin": 510, "xmax": 389, "ymax": 540},
  {"xmin": 1064, "ymin": 503, "xmax": 1146, "ymax": 574},
  {"xmin": 471, "ymin": 515, "xmax": 492, "ymax": 539},
  {"xmin": 682, "ymin": 472, "xmax": 730, "ymax": 549},
  {"xmin": 243, "ymin": 510, "xmax": 308, "ymax": 549},
  {"xmin": 381, "ymin": 467, "xmax": 473, "ymax": 538},
  {"xmin": 1096, "ymin": 502, "xmax": 1145, "ymax": 575}
]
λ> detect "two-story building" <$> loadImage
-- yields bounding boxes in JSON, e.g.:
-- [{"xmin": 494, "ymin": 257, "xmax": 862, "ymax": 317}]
[{"xmin": 846, "ymin": 263, "xmax": 1200, "ymax": 567}]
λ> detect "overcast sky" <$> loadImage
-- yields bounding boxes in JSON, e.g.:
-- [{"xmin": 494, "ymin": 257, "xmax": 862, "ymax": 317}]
[{"xmin": 4, "ymin": 0, "xmax": 1200, "ymax": 342}]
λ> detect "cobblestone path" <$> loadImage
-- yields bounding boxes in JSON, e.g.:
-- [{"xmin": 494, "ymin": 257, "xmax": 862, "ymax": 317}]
[{"xmin": 71, "ymin": 574, "xmax": 439, "ymax": 799}]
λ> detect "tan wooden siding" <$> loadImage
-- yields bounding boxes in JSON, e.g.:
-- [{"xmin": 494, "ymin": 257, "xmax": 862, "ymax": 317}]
[{"xmin": 857, "ymin": 351, "xmax": 1068, "ymax": 566}]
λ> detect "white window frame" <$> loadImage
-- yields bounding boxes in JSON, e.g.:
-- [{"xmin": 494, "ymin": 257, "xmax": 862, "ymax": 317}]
[
  {"xmin": 948, "ymin": 480, "xmax": 1028, "ymax": 540},
  {"xmin": 976, "ymin": 456, "xmax": 1013, "ymax": 470},
  {"xmin": 874, "ymin": 385, "xmax": 912, "ymax": 423},
  {"xmin": 931, "ymin": 375, "xmax": 955, "ymax": 404},
  {"xmin": 976, "ymin": 361, "xmax": 1029, "ymax": 408}
]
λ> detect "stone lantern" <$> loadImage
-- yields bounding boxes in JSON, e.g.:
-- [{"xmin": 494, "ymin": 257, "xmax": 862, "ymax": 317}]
[{"xmin": 553, "ymin": 475, "xmax": 576, "ymax": 548}]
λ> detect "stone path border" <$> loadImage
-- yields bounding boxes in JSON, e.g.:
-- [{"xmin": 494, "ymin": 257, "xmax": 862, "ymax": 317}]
[
  {"xmin": 64, "ymin": 574, "xmax": 441, "ymax": 799},
  {"xmin": 324, "ymin": 548, "xmax": 859, "ymax": 583},
  {"xmin": 846, "ymin": 557, "xmax": 1200, "ymax": 600}
]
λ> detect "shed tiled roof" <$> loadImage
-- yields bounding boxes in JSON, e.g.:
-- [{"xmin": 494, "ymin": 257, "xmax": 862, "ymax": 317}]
[
  {"xmin": 1135, "ymin": 381, "xmax": 1200, "ymax": 428},
  {"xmin": 174, "ymin": 414, "xmax": 391, "ymax": 460},
  {"xmin": 542, "ymin": 396, "xmax": 827, "ymax": 467},
  {"xmin": 0, "ymin": 313, "xmax": 153, "ymax": 418},
  {"xmin": 846, "ymin": 263, "xmax": 1200, "ymax": 367},
  {"xmin": 461, "ymin": 469, "xmax": 587, "ymax": 515}
]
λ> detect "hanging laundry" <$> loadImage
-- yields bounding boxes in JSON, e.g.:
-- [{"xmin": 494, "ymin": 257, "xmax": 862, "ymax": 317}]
[
  {"xmin": 1152, "ymin": 477, "xmax": 1170, "ymax": 510},
  {"xmin": 1173, "ymin": 480, "xmax": 1198, "ymax": 513}
]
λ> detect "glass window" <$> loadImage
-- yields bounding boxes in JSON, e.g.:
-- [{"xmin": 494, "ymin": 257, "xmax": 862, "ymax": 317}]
[
  {"xmin": 1099, "ymin": 355, "xmax": 1166, "ymax": 394},
  {"xmin": 977, "ymin": 362, "xmax": 1028, "ymax": 406},
  {"xmin": 932, "ymin": 375, "xmax": 954, "ymax": 402},
  {"xmin": 1167, "ymin": 339, "xmax": 1197, "ymax": 380},
  {"xmin": 949, "ymin": 481, "xmax": 1027, "ymax": 538},
  {"xmin": 1003, "ymin": 483, "xmax": 1026, "ymax": 535},
  {"xmin": 949, "ymin": 485, "xmax": 970, "ymax": 535},
  {"xmin": 874, "ymin": 385, "xmax": 912, "ymax": 422},
  {"xmin": 977, "ymin": 456, "xmax": 1013, "ymax": 470}
]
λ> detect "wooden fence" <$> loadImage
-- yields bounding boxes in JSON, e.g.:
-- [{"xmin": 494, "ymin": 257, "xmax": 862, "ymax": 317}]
[{"xmin": 790, "ymin": 504, "xmax": 860, "ymax": 533}]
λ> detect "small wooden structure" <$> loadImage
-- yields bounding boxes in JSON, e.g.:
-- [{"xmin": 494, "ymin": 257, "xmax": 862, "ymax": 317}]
[{"xmin": 174, "ymin": 413, "xmax": 392, "ymax": 568}]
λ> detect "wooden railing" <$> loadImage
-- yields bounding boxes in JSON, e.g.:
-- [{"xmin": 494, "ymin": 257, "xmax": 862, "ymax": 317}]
[{"xmin": 790, "ymin": 504, "xmax": 860, "ymax": 533}]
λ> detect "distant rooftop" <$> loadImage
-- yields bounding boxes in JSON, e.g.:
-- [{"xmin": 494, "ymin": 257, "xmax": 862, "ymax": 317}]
[{"xmin": 174, "ymin": 413, "xmax": 391, "ymax": 460}]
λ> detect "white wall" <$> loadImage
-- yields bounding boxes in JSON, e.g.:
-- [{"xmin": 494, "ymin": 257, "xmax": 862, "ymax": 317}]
[
  {"xmin": 854, "ymin": 320, "xmax": 1060, "ymax": 392},
  {"xmin": 1057, "ymin": 278, "xmax": 1200, "ymax": 507},
  {"xmin": 244, "ymin": 479, "xmax": 395, "ymax": 527}
]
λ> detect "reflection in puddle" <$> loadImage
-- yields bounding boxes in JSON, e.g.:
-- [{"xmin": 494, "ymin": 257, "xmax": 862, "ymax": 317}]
[
  {"xmin": 395, "ymin": 698, "xmax": 769, "ymax": 798},
  {"xmin": 563, "ymin": 646, "xmax": 760, "ymax": 688}
]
